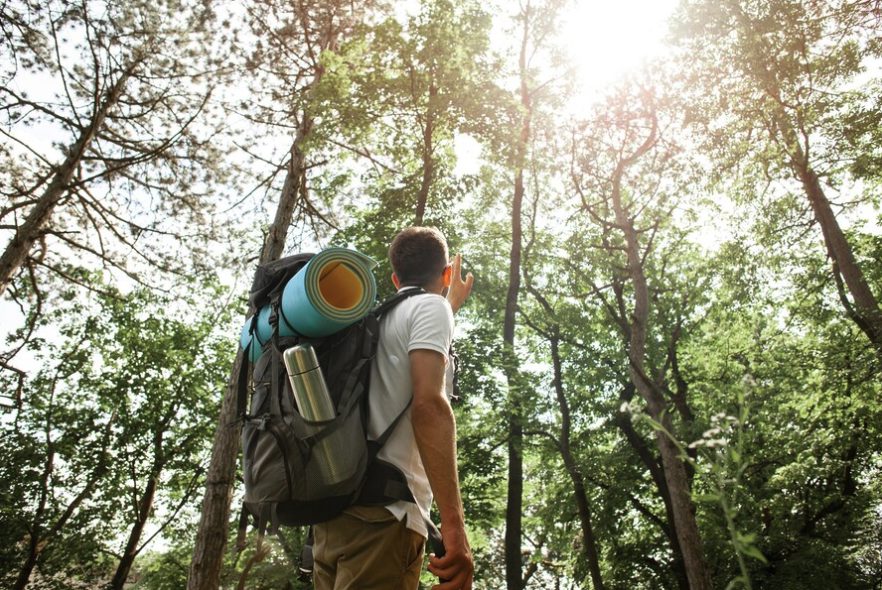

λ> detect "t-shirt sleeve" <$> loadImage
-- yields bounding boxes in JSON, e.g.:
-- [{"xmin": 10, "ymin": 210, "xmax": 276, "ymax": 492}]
[{"xmin": 406, "ymin": 295, "xmax": 454, "ymax": 357}]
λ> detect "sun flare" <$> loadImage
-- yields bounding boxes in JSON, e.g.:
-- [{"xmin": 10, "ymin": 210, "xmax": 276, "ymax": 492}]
[{"xmin": 560, "ymin": 0, "xmax": 679, "ymax": 98}]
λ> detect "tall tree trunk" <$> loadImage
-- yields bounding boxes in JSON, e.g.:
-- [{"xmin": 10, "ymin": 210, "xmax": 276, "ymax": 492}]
[
  {"xmin": 13, "ymin": 531, "xmax": 42, "ymax": 590},
  {"xmin": 796, "ymin": 159, "xmax": 882, "ymax": 350},
  {"xmin": 610, "ymin": 148, "xmax": 713, "ymax": 590},
  {"xmin": 504, "ymin": 158, "xmax": 525, "ymax": 590},
  {"xmin": 736, "ymin": 1, "xmax": 882, "ymax": 354},
  {"xmin": 187, "ymin": 92, "xmax": 316, "ymax": 590},
  {"xmin": 0, "ymin": 61, "xmax": 138, "ymax": 298},
  {"xmin": 767, "ymin": 107, "xmax": 882, "ymax": 351},
  {"xmin": 109, "ymin": 469, "xmax": 160, "ymax": 590},
  {"xmin": 260, "ymin": 124, "xmax": 313, "ymax": 263},
  {"xmin": 616, "ymin": 386, "xmax": 690, "ymax": 590},
  {"xmin": 414, "ymin": 81, "xmax": 437, "ymax": 226},
  {"xmin": 549, "ymin": 334, "xmax": 605, "ymax": 590},
  {"xmin": 504, "ymin": 9, "xmax": 532, "ymax": 588}
]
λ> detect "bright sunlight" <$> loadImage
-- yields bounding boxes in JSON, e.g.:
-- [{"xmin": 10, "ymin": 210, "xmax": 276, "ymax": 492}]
[{"xmin": 562, "ymin": 0, "xmax": 680, "ymax": 96}]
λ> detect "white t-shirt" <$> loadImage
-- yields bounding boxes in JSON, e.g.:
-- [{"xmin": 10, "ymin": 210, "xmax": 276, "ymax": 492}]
[{"xmin": 367, "ymin": 290, "xmax": 454, "ymax": 539}]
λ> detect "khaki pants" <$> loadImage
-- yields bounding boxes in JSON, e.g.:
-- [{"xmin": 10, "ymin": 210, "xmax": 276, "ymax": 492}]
[{"xmin": 313, "ymin": 505, "xmax": 425, "ymax": 590}]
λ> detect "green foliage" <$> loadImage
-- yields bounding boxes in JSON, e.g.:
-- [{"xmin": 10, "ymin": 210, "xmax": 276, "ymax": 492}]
[
  {"xmin": 2, "ymin": 0, "xmax": 882, "ymax": 588},
  {"xmin": 0, "ymin": 279, "xmax": 236, "ymax": 588}
]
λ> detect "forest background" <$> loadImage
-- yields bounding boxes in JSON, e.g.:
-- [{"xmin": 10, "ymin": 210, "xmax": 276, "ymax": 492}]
[{"xmin": 1, "ymin": 0, "xmax": 881, "ymax": 589}]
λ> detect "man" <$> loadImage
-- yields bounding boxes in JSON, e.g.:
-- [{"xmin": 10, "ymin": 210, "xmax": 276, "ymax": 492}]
[{"xmin": 312, "ymin": 226, "xmax": 475, "ymax": 590}]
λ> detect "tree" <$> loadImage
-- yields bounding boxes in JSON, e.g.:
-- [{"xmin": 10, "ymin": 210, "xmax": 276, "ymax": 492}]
[
  {"xmin": 500, "ymin": 2, "xmax": 568, "ymax": 586},
  {"xmin": 0, "ymin": 297, "xmax": 116, "ymax": 589},
  {"xmin": 311, "ymin": 0, "xmax": 506, "ymax": 229},
  {"xmin": 569, "ymin": 82, "xmax": 714, "ymax": 590},
  {"xmin": 519, "ymin": 272, "xmax": 607, "ymax": 589},
  {"xmin": 0, "ymin": 280, "xmax": 231, "ymax": 589},
  {"xmin": 674, "ymin": 0, "xmax": 882, "ymax": 356},
  {"xmin": 98, "ymin": 288, "xmax": 232, "ymax": 589},
  {"xmin": 0, "ymin": 0, "xmax": 223, "ymax": 304},
  {"xmin": 1, "ymin": 377, "xmax": 116, "ymax": 589},
  {"xmin": 187, "ymin": 2, "xmax": 378, "ymax": 587}
]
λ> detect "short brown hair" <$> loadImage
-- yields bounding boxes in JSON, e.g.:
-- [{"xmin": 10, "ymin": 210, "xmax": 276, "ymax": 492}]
[{"xmin": 389, "ymin": 226, "xmax": 449, "ymax": 287}]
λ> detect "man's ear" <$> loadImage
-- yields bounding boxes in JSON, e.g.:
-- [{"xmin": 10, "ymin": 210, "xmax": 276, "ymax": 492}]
[
  {"xmin": 442, "ymin": 265, "xmax": 452, "ymax": 288},
  {"xmin": 391, "ymin": 273, "xmax": 401, "ymax": 289}
]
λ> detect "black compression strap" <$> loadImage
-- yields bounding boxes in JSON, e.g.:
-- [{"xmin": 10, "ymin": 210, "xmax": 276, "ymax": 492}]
[
  {"xmin": 270, "ymin": 336, "xmax": 282, "ymax": 418},
  {"xmin": 359, "ymin": 459, "xmax": 416, "ymax": 504},
  {"xmin": 355, "ymin": 288, "xmax": 428, "ymax": 505},
  {"xmin": 235, "ymin": 344, "xmax": 251, "ymax": 423},
  {"xmin": 384, "ymin": 479, "xmax": 413, "ymax": 502},
  {"xmin": 278, "ymin": 304, "xmax": 300, "ymax": 337},
  {"xmin": 375, "ymin": 397, "xmax": 413, "ymax": 448},
  {"xmin": 235, "ymin": 503, "xmax": 250, "ymax": 552}
]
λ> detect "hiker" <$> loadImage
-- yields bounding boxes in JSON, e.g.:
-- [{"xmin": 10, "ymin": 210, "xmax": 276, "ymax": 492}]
[{"xmin": 312, "ymin": 226, "xmax": 475, "ymax": 590}]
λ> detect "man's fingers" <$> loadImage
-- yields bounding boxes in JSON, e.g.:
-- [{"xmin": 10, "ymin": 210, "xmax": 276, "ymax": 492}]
[
  {"xmin": 451, "ymin": 253, "xmax": 468, "ymax": 284},
  {"xmin": 431, "ymin": 571, "xmax": 470, "ymax": 590},
  {"xmin": 427, "ymin": 552, "xmax": 456, "ymax": 573},
  {"xmin": 427, "ymin": 559, "xmax": 456, "ymax": 579},
  {"xmin": 446, "ymin": 253, "xmax": 474, "ymax": 313},
  {"xmin": 428, "ymin": 552, "xmax": 473, "ymax": 590}
]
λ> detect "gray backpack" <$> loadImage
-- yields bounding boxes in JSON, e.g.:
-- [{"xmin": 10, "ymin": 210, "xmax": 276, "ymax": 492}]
[{"xmin": 236, "ymin": 254, "xmax": 423, "ymax": 539}]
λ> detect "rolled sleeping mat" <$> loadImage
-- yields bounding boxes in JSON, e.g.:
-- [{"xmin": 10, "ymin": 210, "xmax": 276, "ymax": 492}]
[
  {"xmin": 242, "ymin": 248, "xmax": 379, "ymax": 353},
  {"xmin": 278, "ymin": 247, "xmax": 379, "ymax": 338},
  {"xmin": 254, "ymin": 304, "xmax": 274, "ymax": 341},
  {"xmin": 240, "ymin": 306, "xmax": 275, "ymax": 362},
  {"xmin": 239, "ymin": 316, "xmax": 263, "ymax": 363}
]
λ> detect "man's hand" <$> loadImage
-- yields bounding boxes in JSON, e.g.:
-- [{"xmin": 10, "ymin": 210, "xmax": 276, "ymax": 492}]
[
  {"xmin": 446, "ymin": 253, "xmax": 474, "ymax": 314},
  {"xmin": 428, "ymin": 526, "xmax": 473, "ymax": 590}
]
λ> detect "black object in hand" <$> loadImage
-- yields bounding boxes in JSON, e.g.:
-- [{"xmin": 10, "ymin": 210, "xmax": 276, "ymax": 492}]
[{"xmin": 426, "ymin": 520, "xmax": 449, "ymax": 582}]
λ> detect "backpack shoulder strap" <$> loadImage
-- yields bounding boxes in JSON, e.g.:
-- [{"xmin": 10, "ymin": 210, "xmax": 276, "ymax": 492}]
[
  {"xmin": 356, "ymin": 287, "xmax": 434, "ymax": 506},
  {"xmin": 373, "ymin": 286, "xmax": 426, "ymax": 317},
  {"xmin": 366, "ymin": 286, "xmax": 427, "ymax": 443}
]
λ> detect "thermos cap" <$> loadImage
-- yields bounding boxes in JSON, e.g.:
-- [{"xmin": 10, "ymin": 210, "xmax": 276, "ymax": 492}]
[{"xmin": 284, "ymin": 343, "xmax": 320, "ymax": 374}]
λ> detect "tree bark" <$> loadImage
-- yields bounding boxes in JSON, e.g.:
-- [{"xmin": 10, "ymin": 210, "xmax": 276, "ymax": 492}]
[
  {"xmin": 504, "ymin": 167, "xmax": 525, "ymax": 590},
  {"xmin": 260, "ymin": 122, "xmax": 313, "ymax": 263},
  {"xmin": 186, "ymin": 349, "xmax": 243, "ymax": 589},
  {"xmin": 609, "ymin": 146, "xmax": 713, "ymax": 590},
  {"xmin": 615, "ymin": 386, "xmax": 689, "ymax": 590},
  {"xmin": 796, "ymin": 162, "xmax": 882, "ymax": 349},
  {"xmin": 0, "ymin": 60, "xmax": 138, "ymax": 298},
  {"xmin": 414, "ymin": 79, "xmax": 437, "ymax": 226},
  {"xmin": 549, "ymin": 334, "xmax": 605, "ymax": 590},
  {"xmin": 504, "ymin": 9, "xmax": 532, "ymax": 587},
  {"xmin": 12, "ymin": 548, "xmax": 40, "ymax": 590},
  {"xmin": 764, "ymin": 104, "xmax": 882, "ymax": 352},
  {"xmin": 109, "ymin": 469, "xmax": 160, "ymax": 590}
]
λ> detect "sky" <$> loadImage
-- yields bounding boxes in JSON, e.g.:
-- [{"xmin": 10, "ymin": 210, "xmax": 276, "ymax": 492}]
[
  {"xmin": 561, "ymin": 0, "xmax": 680, "ymax": 96},
  {"xmin": 455, "ymin": 0, "xmax": 681, "ymax": 173}
]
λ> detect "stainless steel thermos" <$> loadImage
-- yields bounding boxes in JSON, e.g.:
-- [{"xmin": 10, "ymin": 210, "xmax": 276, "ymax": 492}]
[
  {"xmin": 282, "ymin": 344, "xmax": 350, "ymax": 484},
  {"xmin": 282, "ymin": 344, "xmax": 335, "ymax": 422}
]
